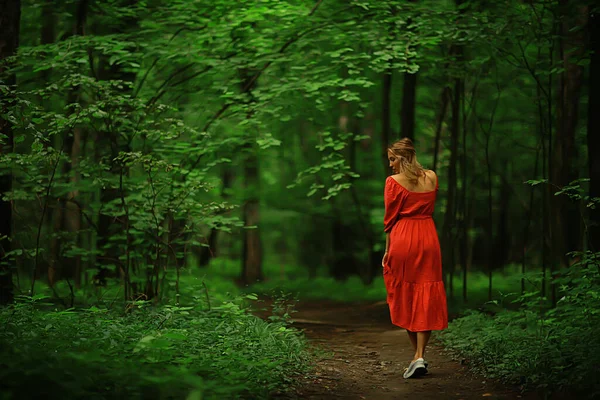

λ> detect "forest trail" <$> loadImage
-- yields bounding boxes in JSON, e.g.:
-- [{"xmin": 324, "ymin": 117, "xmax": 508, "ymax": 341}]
[{"xmin": 254, "ymin": 300, "xmax": 535, "ymax": 400}]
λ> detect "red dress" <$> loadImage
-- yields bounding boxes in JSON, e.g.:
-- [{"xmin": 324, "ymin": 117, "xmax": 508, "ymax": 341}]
[{"xmin": 383, "ymin": 175, "xmax": 448, "ymax": 332}]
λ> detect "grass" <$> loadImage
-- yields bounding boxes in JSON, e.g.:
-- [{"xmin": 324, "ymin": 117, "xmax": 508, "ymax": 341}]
[
  {"xmin": 196, "ymin": 257, "xmax": 550, "ymax": 315},
  {"xmin": 3, "ymin": 270, "xmax": 312, "ymax": 400}
]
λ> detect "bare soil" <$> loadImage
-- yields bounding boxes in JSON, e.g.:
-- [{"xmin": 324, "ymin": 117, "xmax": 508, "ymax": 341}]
[{"xmin": 252, "ymin": 299, "xmax": 545, "ymax": 400}]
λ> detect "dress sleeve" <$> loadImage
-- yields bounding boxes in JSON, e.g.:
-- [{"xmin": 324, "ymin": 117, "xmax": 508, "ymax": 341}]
[{"xmin": 383, "ymin": 177, "xmax": 405, "ymax": 233}]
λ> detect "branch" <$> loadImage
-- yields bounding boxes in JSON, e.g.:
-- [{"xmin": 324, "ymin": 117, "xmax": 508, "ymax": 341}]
[
  {"xmin": 146, "ymin": 63, "xmax": 195, "ymax": 106},
  {"xmin": 134, "ymin": 25, "xmax": 208, "ymax": 97},
  {"xmin": 309, "ymin": 0, "xmax": 325, "ymax": 16},
  {"xmin": 149, "ymin": 65, "xmax": 213, "ymax": 105}
]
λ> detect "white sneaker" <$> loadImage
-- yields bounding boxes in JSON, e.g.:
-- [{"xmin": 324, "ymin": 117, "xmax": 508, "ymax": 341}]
[{"xmin": 403, "ymin": 358, "xmax": 427, "ymax": 379}]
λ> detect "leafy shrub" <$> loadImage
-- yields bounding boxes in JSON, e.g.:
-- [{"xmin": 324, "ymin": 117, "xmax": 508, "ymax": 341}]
[
  {"xmin": 438, "ymin": 250, "xmax": 600, "ymax": 398},
  {"xmin": 0, "ymin": 293, "xmax": 311, "ymax": 400}
]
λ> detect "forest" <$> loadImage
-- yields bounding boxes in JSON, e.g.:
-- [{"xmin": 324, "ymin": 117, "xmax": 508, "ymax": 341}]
[{"xmin": 0, "ymin": 0, "xmax": 599, "ymax": 399}]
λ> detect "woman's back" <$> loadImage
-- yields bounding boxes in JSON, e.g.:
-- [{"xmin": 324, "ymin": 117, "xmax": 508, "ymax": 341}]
[
  {"xmin": 390, "ymin": 170, "xmax": 437, "ymax": 193},
  {"xmin": 385, "ymin": 170, "xmax": 439, "ymax": 220}
]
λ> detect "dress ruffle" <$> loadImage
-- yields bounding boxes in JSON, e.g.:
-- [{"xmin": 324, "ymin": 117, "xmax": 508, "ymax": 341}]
[{"xmin": 383, "ymin": 275, "xmax": 448, "ymax": 331}]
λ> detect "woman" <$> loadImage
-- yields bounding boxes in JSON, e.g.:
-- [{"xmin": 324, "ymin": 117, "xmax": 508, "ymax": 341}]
[{"xmin": 382, "ymin": 138, "xmax": 448, "ymax": 379}]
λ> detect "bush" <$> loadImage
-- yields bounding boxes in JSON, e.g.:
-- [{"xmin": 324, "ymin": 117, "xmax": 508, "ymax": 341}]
[
  {"xmin": 438, "ymin": 251, "xmax": 600, "ymax": 398},
  {"xmin": 0, "ymin": 293, "xmax": 311, "ymax": 400}
]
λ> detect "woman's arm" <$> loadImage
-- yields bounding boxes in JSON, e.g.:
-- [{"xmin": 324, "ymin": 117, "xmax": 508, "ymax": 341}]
[
  {"xmin": 382, "ymin": 232, "xmax": 390, "ymax": 267},
  {"xmin": 385, "ymin": 232, "xmax": 390, "ymax": 253}
]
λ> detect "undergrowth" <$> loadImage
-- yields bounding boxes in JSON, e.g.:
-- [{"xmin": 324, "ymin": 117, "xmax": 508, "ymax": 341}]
[
  {"xmin": 203, "ymin": 257, "xmax": 537, "ymax": 308},
  {"xmin": 0, "ymin": 291, "xmax": 311, "ymax": 400},
  {"xmin": 437, "ymin": 250, "xmax": 600, "ymax": 398}
]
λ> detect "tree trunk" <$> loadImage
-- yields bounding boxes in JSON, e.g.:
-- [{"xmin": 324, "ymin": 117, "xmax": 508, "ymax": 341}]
[
  {"xmin": 442, "ymin": 78, "xmax": 461, "ymax": 293},
  {"xmin": 41, "ymin": 0, "xmax": 57, "ymax": 284},
  {"xmin": 346, "ymin": 104, "xmax": 375, "ymax": 284},
  {"xmin": 551, "ymin": 1, "xmax": 586, "ymax": 272},
  {"xmin": 459, "ymin": 83, "xmax": 469, "ymax": 302},
  {"xmin": 0, "ymin": 0, "xmax": 21, "ymax": 305},
  {"xmin": 433, "ymin": 87, "xmax": 450, "ymax": 172},
  {"xmin": 330, "ymin": 216, "xmax": 362, "ymax": 281},
  {"xmin": 197, "ymin": 167, "xmax": 232, "ymax": 266},
  {"xmin": 400, "ymin": 72, "xmax": 417, "ymax": 142},
  {"xmin": 239, "ymin": 67, "xmax": 263, "ymax": 285},
  {"xmin": 241, "ymin": 150, "xmax": 263, "ymax": 284},
  {"xmin": 49, "ymin": 0, "xmax": 88, "ymax": 287},
  {"xmin": 64, "ymin": 128, "xmax": 83, "ymax": 287},
  {"xmin": 40, "ymin": 0, "xmax": 55, "ymax": 82},
  {"xmin": 485, "ymin": 110, "xmax": 494, "ymax": 302},
  {"xmin": 588, "ymin": 7, "xmax": 600, "ymax": 252},
  {"xmin": 381, "ymin": 70, "xmax": 393, "ymax": 176},
  {"xmin": 494, "ymin": 176, "xmax": 511, "ymax": 269}
]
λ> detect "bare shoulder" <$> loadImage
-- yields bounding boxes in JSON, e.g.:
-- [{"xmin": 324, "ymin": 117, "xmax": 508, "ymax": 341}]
[
  {"xmin": 424, "ymin": 169, "xmax": 438, "ymax": 188},
  {"xmin": 390, "ymin": 173, "xmax": 404, "ymax": 185},
  {"xmin": 424, "ymin": 169, "xmax": 437, "ymax": 182}
]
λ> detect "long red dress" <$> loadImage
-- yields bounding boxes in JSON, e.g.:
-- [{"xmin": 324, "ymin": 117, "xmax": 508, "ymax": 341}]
[{"xmin": 383, "ymin": 175, "xmax": 448, "ymax": 332}]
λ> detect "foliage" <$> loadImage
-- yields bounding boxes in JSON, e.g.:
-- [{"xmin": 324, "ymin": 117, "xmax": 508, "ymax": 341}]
[
  {"xmin": 0, "ymin": 0, "xmax": 598, "ymax": 397},
  {"xmin": 438, "ymin": 250, "xmax": 600, "ymax": 398},
  {"xmin": 1, "ymin": 0, "xmax": 594, "ymax": 292},
  {"xmin": 0, "ymin": 291, "xmax": 311, "ymax": 400}
]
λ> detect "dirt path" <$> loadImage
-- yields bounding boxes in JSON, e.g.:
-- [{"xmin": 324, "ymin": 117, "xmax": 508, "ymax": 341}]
[{"xmin": 254, "ymin": 299, "xmax": 535, "ymax": 400}]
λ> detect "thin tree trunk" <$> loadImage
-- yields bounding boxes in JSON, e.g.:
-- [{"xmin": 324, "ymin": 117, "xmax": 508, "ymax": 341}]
[
  {"xmin": 64, "ymin": 0, "xmax": 88, "ymax": 288},
  {"xmin": 64, "ymin": 128, "xmax": 83, "ymax": 288},
  {"xmin": 433, "ymin": 87, "xmax": 450, "ymax": 173},
  {"xmin": 50, "ymin": 0, "xmax": 88, "ymax": 287},
  {"xmin": 197, "ymin": 167, "xmax": 232, "ymax": 266},
  {"xmin": 442, "ymin": 78, "xmax": 460, "ymax": 293},
  {"xmin": 0, "ymin": 0, "xmax": 21, "ymax": 305},
  {"xmin": 495, "ymin": 176, "xmax": 511, "ymax": 269},
  {"xmin": 589, "ymin": 7, "xmax": 600, "ymax": 252},
  {"xmin": 346, "ymin": 105, "xmax": 375, "ymax": 284},
  {"xmin": 40, "ymin": 0, "xmax": 55, "ymax": 83},
  {"xmin": 550, "ymin": 1, "xmax": 587, "ymax": 306},
  {"xmin": 41, "ymin": 0, "xmax": 58, "ymax": 285},
  {"xmin": 239, "ymin": 67, "xmax": 263, "ymax": 285},
  {"xmin": 460, "ymin": 82, "xmax": 468, "ymax": 302},
  {"xmin": 400, "ymin": 0, "xmax": 418, "ymax": 143},
  {"xmin": 400, "ymin": 72, "xmax": 417, "ymax": 142},
  {"xmin": 241, "ymin": 152, "xmax": 262, "ymax": 284},
  {"xmin": 485, "ymin": 126, "xmax": 493, "ymax": 301},
  {"xmin": 552, "ymin": 0, "xmax": 586, "ymax": 258},
  {"xmin": 381, "ymin": 70, "xmax": 393, "ymax": 176},
  {"xmin": 522, "ymin": 147, "xmax": 540, "ymax": 294}
]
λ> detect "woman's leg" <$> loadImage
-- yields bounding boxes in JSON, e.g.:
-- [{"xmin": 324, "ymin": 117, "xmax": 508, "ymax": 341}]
[
  {"xmin": 415, "ymin": 331, "xmax": 431, "ymax": 360},
  {"xmin": 406, "ymin": 330, "xmax": 417, "ymax": 353}
]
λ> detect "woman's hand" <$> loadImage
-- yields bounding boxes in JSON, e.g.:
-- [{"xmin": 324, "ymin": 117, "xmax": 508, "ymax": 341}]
[{"xmin": 382, "ymin": 252, "xmax": 389, "ymax": 268}]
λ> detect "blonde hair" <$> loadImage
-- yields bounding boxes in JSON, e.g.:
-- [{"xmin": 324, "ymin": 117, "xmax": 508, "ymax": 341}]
[{"xmin": 387, "ymin": 138, "xmax": 425, "ymax": 185}]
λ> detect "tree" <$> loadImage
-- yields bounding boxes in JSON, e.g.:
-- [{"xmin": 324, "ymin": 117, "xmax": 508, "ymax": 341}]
[
  {"xmin": 239, "ymin": 63, "xmax": 263, "ymax": 284},
  {"xmin": 551, "ymin": 0, "xmax": 587, "ymax": 270},
  {"xmin": 48, "ymin": 0, "xmax": 88, "ymax": 288},
  {"xmin": 0, "ymin": 0, "xmax": 21, "ymax": 305},
  {"xmin": 400, "ymin": 73, "xmax": 417, "ymax": 141},
  {"xmin": 588, "ymin": 5, "xmax": 600, "ymax": 252},
  {"xmin": 0, "ymin": 0, "xmax": 21, "ymax": 304}
]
